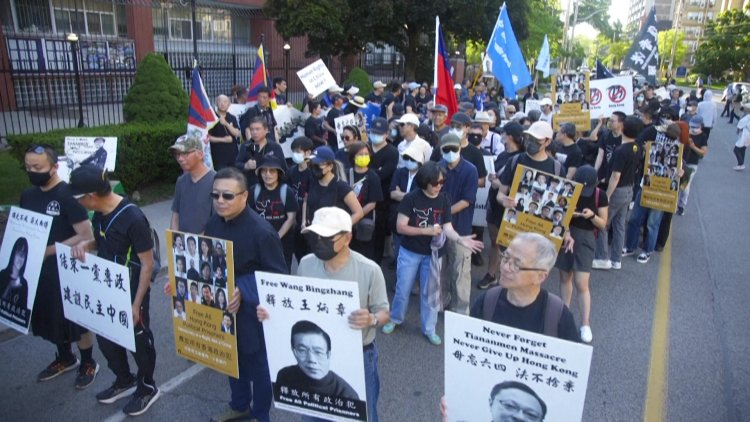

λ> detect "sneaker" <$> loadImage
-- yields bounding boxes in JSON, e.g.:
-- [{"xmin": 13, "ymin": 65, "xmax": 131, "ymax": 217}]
[
  {"xmin": 471, "ymin": 253, "xmax": 484, "ymax": 266},
  {"xmin": 677, "ymin": 207, "xmax": 684, "ymax": 216},
  {"xmin": 611, "ymin": 261, "xmax": 622, "ymax": 270},
  {"xmin": 382, "ymin": 322, "xmax": 397, "ymax": 334},
  {"xmin": 96, "ymin": 378, "xmax": 137, "ymax": 404},
  {"xmin": 75, "ymin": 361, "xmax": 99, "ymax": 390},
  {"xmin": 591, "ymin": 259, "xmax": 611, "ymax": 270},
  {"xmin": 210, "ymin": 407, "xmax": 250, "ymax": 422},
  {"xmin": 580, "ymin": 326, "xmax": 593, "ymax": 344},
  {"xmin": 477, "ymin": 273, "xmax": 497, "ymax": 290},
  {"xmin": 122, "ymin": 386, "xmax": 161, "ymax": 416},
  {"xmin": 733, "ymin": 165, "xmax": 745, "ymax": 171},
  {"xmin": 622, "ymin": 248, "xmax": 635, "ymax": 257},
  {"xmin": 37, "ymin": 355, "xmax": 79, "ymax": 382},
  {"xmin": 425, "ymin": 333, "xmax": 442, "ymax": 345},
  {"xmin": 637, "ymin": 252, "xmax": 651, "ymax": 264}
]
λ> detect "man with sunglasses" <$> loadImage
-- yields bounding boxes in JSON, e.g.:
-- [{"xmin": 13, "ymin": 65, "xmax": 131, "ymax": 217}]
[
  {"xmin": 169, "ymin": 134, "xmax": 215, "ymax": 234},
  {"xmin": 395, "ymin": 113, "xmax": 432, "ymax": 167},
  {"xmin": 203, "ymin": 167, "xmax": 288, "ymax": 422}
]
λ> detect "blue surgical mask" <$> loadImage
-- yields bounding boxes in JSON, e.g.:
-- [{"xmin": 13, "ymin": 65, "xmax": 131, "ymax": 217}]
[
  {"xmin": 442, "ymin": 151, "xmax": 460, "ymax": 163},
  {"xmin": 370, "ymin": 134, "xmax": 385, "ymax": 144},
  {"xmin": 292, "ymin": 152, "xmax": 305, "ymax": 164},
  {"xmin": 404, "ymin": 160, "xmax": 419, "ymax": 171},
  {"xmin": 390, "ymin": 128, "xmax": 398, "ymax": 138}
]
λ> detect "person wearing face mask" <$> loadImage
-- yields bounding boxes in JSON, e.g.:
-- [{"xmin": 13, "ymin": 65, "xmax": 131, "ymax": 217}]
[
  {"xmin": 389, "ymin": 144, "xmax": 425, "ymax": 263},
  {"xmin": 304, "ymin": 101, "xmax": 327, "ymax": 147},
  {"xmin": 288, "ymin": 137, "xmax": 315, "ymax": 262},
  {"xmin": 430, "ymin": 113, "xmax": 487, "ymax": 187},
  {"xmin": 346, "ymin": 142, "xmax": 384, "ymax": 260},
  {"xmin": 19, "ymin": 145, "xmax": 99, "ymax": 390},
  {"xmin": 395, "ymin": 113, "xmax": 432, "ymax": 167},
  {"xmin": 677, "ymin": 115, "xmax": 709, "ymax": 216},
  {"xmin": 235, "ymin": 117, "xmax": 287, "ymax": 187},
  {"xmin": 680, "ymin": 99, "xmax": 698, "ymax": 123},
  {"xmin": 475, "ymin": 111, "xmax": 504, "ymax": 157},
  {"xmin": 368, "ymin": 118, "xmax": 399, "ymax": 264}
]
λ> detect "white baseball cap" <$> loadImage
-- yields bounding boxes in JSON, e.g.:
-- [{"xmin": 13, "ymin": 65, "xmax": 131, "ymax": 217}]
[
  {"xmin": 395, "ymin": 113, "xmax": 421, "ymax": 127},
  {"xmin": 301, "ymin": 207, "xmax": 352, "ymax": 237},
  {"xmin": 539, "ymin": 98, "xmax": 553, "ymax": 106},
  {"xmin": 524, "ymin": 121, "xmax": 554, "ymax": 140},
  {"xmin": 347, "ymin": 86, "xmax": 360, "ymax": 96},
  {"xmin": 453, "ymin": 83, "xmax": 462, "ymax": 90},
  {"xmin": 373, "ymin": 80, "xmax": 387, "ymax": 89}
]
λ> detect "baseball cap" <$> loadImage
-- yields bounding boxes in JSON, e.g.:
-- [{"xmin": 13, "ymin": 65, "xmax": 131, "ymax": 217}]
[
  {"xmin": 347, "ymin": 86, "xmax": 360, "ymax": 96},
  {"xmin": 451, "ymin": 112, "xmax": 472, "ymax": 126},
  {"xmin": 69, "ymin": 165, "xmax": 110, "ymax": 198},
  {"xmin": 170, "ymin": 134, "xmax": 203, "ymax": 153},
  {"xmin": 396, "ymin": 113, "xmax": 420, "ymax": 127},
  {"xmin": 408, "ymin": 82, "xmax": 420, "ymax": 91},
  {"xmin": 689, "ymin": 115, "xmax": 704, "ymax": 129},
  {"xmin": 370, "ymin": 117, "xmax": 388, "ymax": 135},
  {"xmin": 573, "ymin": 165, "xmax": 597, "ymax": 197},
  {"xmin": 429, "ymin": 104, "xmax": 448, "ymax": 113},
  {"xmin": 302, "ymin": 207, "xmax": 352, "ymax": 237},
  {"xmin": 256, "ymin": 153, "xmax": 286, "ymax": 175},
  {"xmin": 560, "ymin": 122, "xmax": 576, "ymax": 138},
  {"xmin": 453, "ymin": 83, "xmax": 462, "ymax": 90},
  {"xmin": 328, "ymin": 85, "xmax": 344, "ymax": 93},
  {"xmin": 540, "ymin": 98, "xmax": 553, "ymax": 106},
  {"xmin": 309, "ymin": 146, "xmax": 336, "ymax": 165},
  {"xmin": 440, "ymin": 133, "xmax": 461, "ymax": 148},
  {"xmin": 473, "ymin": 111, "xmax": 493, "ymax": 124},
  {"xmin": 524, "ymin": 121, "xmax": 554, "ymax": 140},
  {"xmin": 373, "ymin": 80, "xmax": 386, "ymax": 89}
]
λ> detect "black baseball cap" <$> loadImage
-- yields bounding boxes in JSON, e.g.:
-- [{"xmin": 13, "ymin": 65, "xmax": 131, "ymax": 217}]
[
  {"xmin": 69, "ymin": 165, "xmax": 110, "ymax": 198},
  {"xmin": 573, "ymin": 165, "xmax": 597, "ymax": 197},
  {"xmin": 370, "ymin": 117, "xmax": 388, "ymax": 135}
]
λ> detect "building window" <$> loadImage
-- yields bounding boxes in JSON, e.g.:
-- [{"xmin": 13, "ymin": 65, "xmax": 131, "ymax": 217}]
[{"xmin": 51, "ymin": 0, "xmax": 116, "ymax": 36}]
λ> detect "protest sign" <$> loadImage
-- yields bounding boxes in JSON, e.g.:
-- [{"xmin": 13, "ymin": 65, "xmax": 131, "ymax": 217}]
[
  {"xmin": 497, "ymin": 165, "xmax": 582, "ymax": 251},
  {"xmin": 334, "ymin": 113, "xmax": 358, "ymax": 150},
  {"xmin": 589, "ymin": 76, "xmax": 634, "ymax": 119},
  {"xmin": 61, "ymin": 136, "xmax": 117, "ymax": 181},
  {"xmin": 228, "ymin": 103, "xmax": 248, "ymax": 118},
  {"xmin": 361, "ymin": 103, "xmax": 382, "ymax": 130},
  {"xmin": 0, "ymin": 207, "xmax": 52, "ymax": 334},
  {"xmin": 473, "ymin": 156, "xmax": 496, "ymax": 227},
  {"xmin": 444, "ymin": 312, "xmax": 593, "ymax": 422},
  {"xmin": 256, "ymin": 271, "xmax": 367, "ymax": 422},
  {"xmin": 640, "ymin": 132, "xmax": 684, "ymax": 213},
  {"xmin": 297, "ymin": 59, "xmax": 337, "ymax": 97},
  {"xmin": 524, "ymin": 99, "xmax": 541, "ymax": 114},
  {"xmin": 275, "ymin": 105, "xmax": 309, "ymax": 159},
  {"xmin": 56, "ymin": 243, "xmax": 135, "ymax": 351},
  {"xmin": 167, "ymin": 230, "xmax": 239, "ymax": 378},
  {"xmin": 552, "ymin": 72, "xmax": 591, "ymax": 131}
]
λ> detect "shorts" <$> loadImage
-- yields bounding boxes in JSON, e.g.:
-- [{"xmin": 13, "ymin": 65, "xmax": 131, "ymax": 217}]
[{"xmin": 555, "ymin": 226, "xmax": 595, "ymax": 273}]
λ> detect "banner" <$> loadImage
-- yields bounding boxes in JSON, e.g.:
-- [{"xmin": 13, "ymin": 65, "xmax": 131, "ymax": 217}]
[
  {"xmin": 444, "ymin": 312, "xmax": 593, "ymax": 422},
  {"xmin": 588, "ymin": 76, "xmax": 635, "ymax": 119},
  {"xmin": 640, "ymin": 132, "xmax": 684, "ymax": 212},
  {"xmin": 497, "ymin": 165, "xmax": 582, "ymax": 251},
  {"xmin": 623, "ymin": 7, "xmax": 659, "ymax": 85},
  {"xmin": 59, "ymin": 136, "xmax": 117, "ymax": 182},
  {"xmin": 274, "ymin": 105, "xmax": 309, "ymax": 159},
  {"xmin": 0, "ymin": 207, "xmax": 52, "ymax": 334},
  {"xmin": 473, "ymin": 156, "xmax": 496, "ymax": 227},
  {"xmin": 552, "ymin": 72, "xmax": 591, "ymax": 131},
  {"xmin": 256, "ymin": 271, "xmax": 367, "ymax": 422},
  {"xmin": 167, "ymin": 230, "xmax": 239, "ymax": 378},
  {"xmin": 297, "ymin": 59, "xmax": 338, "ymax": 97},
  {"xmin": 524, "ymin": 99, "xmax": 541, "ymax": 114},
  {"xmin": 56, "ymin": 243, "xmax": 135, "ymax": 351},
  {"xmin": 334, "ymin": 113, "xmax": 358, "ymax": 150}
]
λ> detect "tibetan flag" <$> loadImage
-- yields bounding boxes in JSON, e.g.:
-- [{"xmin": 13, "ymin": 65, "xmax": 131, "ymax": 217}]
[
  {"xmin": 485, "ymin": 3, "xmax": 532, "ymax": 96},
  {"xmin": 187, "ymin": 63, "xmax": 218, "ymax": 169},
  {"xmin": 247, "ymin": 43, "xmax": 276, "ymax": 108},
  {"xmin": 433, "ymin": 16, "xmax": 458, "ymax": 123}
]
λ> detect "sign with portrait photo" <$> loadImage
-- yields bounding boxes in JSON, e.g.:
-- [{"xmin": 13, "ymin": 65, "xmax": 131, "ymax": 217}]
[
  {"xmin": 256, "ymin": 271, "xmax": 367, "ymax": 422},
  {"xmin": 0, "ymin": 207, "xmax": 52, "ymax": 334},
  {"xmin": 640, "ymin": 132, "xmax": 684, "ymax": 213},
  {"xmin": 60, "ymin": 136, "xmax": 118, "ymax": 182},
  {"xmin": 497, "ymin": 165, "xmax": 582, "ymax": 251},
  {"xmin": 444, "ymin": 312, "xmax": 593, "ymax": 422},
  {"xmin": 166, "ymin": 230, "xmax": 239, "ymax": 378},
  {"xmin": 56, "ymin": 243, "xmax": 135, "ymax": 351},
  {"xmin": 552, "ymin": 72, "xmax": 591, "ymax": 131}
]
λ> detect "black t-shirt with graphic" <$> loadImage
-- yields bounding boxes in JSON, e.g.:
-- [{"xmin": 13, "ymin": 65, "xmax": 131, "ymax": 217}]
[
  {"xmin": 597, "ymin": 130, "xmax": 622, "ymax": 181},
  {"xmin": 250, "ymin": 183, "xmax": 299, "ymax": 232},
  {"xmin": 305, "ymin": 178, "xmax": 352, "ymax": 226},
  {"xmin": 288, "ymin": 165, "xmax": 312, "ymax": 213},
  {"xmin": 397, "ymin": 190, "xmax": 452, "ymax": 256},
  {"xmin": 20, "ymin": 182, "xmax": 88, "ymax": 246},
  {"xmin": 609, "ymin": 142, "xmax": 638, "ymax": 188}
]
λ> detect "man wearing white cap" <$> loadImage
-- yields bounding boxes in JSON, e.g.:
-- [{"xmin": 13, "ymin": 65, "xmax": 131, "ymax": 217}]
[
  {"xmin": 396, "ymin": 113, "xmax": 433, "ymax": 167},
  {"xmin": 474, "ymin": 111, "xmax": 504, "ymax": 157},
  {"xmin": 538, "ymin": 97, "xmax": 554, "ymax": 124},
  {"xmin": 366, "ymin": 81, "xmax": 387, "ymax": 104}
]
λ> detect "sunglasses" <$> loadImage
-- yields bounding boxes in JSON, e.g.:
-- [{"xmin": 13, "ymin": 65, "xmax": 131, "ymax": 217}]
[
  {"xmin": 441, "ymin": 146, "xmax": 460, "ymax": 154},
  {"xmin": 430, "ymin": 179, "xmax": 445, "ymax": 187},
  {"xmin": 343, "ymin": 135, "xmax": 352, "ymax": 141},
  {"xmin": 26, "ymin": 144, "xmax": 49, "ymax": 154},
  {"xmin": 210, "ymin": 190, "xmax": 245, "ymax": 201}
]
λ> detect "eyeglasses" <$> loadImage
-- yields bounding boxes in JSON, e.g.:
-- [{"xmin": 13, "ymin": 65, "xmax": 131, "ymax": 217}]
[
  {"xmin": 493, "ymin": 399, "xmax": 543, "ymax": 421},
  {"xmin": 210, "ymin": 191, "xmax": 245, "ymax": 201},
  {"xmin": 293, "ymin": 346, "xmax": 328, "ymax": 359},
  {"xmin": 441, "ymin": 146, "xmax": 460, "ymax": 154},
  {"xmin": 343, "ymin": 135, "xmax": 352, "ymax": 141},
  {"xmin": 429, "ymin": 179, "xmax": 445, "ymax": 187},
  {"xmin": 500, "ymin": 251, "xmax": 546, "ymax": 273}
]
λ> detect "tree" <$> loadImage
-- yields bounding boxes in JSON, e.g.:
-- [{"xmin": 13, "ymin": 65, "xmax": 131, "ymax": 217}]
[
  {"xmin": 569, "ymin": 0, "xmax": 614, "ymax": 38},
  {"xmin": 123, "ymin": 53, "xmax": 187, "ymax": 123},
  {"xmin": 657, "ymin": 29, "xmax": 687, "ymax": 75},
  {"xmin": 693, "ymin": 7, "xmax": 750, "ymax": 80},
  {"xmin": 520, "ymin": 0, "xmax": 563, "ymax": 71}
]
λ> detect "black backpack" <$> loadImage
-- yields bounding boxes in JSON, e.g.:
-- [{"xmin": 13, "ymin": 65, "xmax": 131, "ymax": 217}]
[{"xmin": 483, "ymin": 287, "xmax": 564, "ymax": 337}]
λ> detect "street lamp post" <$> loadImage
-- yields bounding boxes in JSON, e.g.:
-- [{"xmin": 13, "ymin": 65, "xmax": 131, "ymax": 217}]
[
  {"xmin": 67, "ymin": 32, "xmax": 85, "ymax": 128},
  {"xmin": 283, "ymin": 43, "xmax": 291, "ymax": 101}
]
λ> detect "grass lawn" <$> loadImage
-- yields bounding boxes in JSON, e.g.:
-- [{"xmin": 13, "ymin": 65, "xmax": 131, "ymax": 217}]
[{"xmin": 0, "ymin": 152, "xmax": 27, "ymax": 206}]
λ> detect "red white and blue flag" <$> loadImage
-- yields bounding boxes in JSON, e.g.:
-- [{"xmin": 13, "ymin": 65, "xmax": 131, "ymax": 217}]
[
  {"xmin": 434, "ymin": 16, "xmax": 458, "ymax": 124},
  {"xmin": 187, "ymin": 62, "xmax": 218, "ymax": 168},
  {"xmin": 247, "ymin": 43, "xmax": 276, "ymax": 108}
]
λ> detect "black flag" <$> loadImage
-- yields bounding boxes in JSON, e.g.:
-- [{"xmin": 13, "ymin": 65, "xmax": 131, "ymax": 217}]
[
  {"xmin": 623, "ymin": 7, "xmax": 659, "ymax": 85},
  {"xmin": 596, "ymin": 59, "xmax": 614, "ymax": 79}
]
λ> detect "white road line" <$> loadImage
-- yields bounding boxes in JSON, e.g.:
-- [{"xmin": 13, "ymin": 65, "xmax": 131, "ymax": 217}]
[{"xmin": 102, "ymin": 363, "xmax": 205, "ymax": 422}]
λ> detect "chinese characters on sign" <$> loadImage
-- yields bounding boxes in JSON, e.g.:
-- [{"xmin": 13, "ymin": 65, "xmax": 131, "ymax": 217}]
[{"xmin": 623, "ymin": 8, "xmax": 659, "ymax": 85}]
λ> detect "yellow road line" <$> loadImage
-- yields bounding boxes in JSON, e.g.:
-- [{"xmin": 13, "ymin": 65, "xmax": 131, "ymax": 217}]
[{"xmin": 643, "ymin": 236, "xmax": 672, "ymax": 422}]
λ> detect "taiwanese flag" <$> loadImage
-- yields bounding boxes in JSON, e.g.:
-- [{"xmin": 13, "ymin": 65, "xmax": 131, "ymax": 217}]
[
  {"xmin": 247, "ymin": 43, "xmax": 276, "ymax": 108},
  {"xmin": 434, "ymin": 16, "xmax": 458, "ymax": 123},
  {"xmin": 187, "ymin": 62, "xmax": 218, "ymax": 168}
]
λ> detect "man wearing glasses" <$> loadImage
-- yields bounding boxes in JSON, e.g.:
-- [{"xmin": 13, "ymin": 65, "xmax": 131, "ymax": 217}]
[
  {"xmin": 203, "ymin": 167, "xmax": 288, "ymax": 422},
  {"xmin": 486, "ymin": 381, "xmax": 547, "ymax": 422},
  {"xmin": 169, "ymin": 134, "xmax": 215, "ymax": 234},
  {"xmin": 395, "ymin": 113, "xmax": 433, "ymax": 167}
]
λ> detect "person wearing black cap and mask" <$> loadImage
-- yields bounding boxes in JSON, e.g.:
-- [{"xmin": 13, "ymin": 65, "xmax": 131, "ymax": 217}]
[
  {"xmin": 369, "ymin": 117, "xmax": 399, "ymax": 264},
  {"xmin": 554, "ymin": 122, "xmax": 583, "ymax": 179}
]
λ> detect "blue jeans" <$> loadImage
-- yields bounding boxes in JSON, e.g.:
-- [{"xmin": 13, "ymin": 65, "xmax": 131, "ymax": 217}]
[
  {"xmin": 390, "ymin": 247, "xmax": 438, "ymax": 335},
  {"xmin": 625, "ymin": 191, "xmax": 663, "ymax": 254},
  {"xmin": 392, "ymin": 234, "xmax": 403, "ymax": 263},
  {"xmin": 229, "ymin": 350, "xmax": 272, "ymax": 422},
  {"xmin": 302, "ymin": 343, "xmax": 380, "ymax": 422}
]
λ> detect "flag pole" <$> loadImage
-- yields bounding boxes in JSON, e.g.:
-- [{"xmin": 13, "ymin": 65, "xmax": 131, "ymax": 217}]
[{"xmin": 434, "ymin": 16, "xmax": 439, "ymax": 96}]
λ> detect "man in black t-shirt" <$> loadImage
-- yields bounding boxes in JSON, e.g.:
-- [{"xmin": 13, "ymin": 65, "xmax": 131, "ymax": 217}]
[
  {"xmin": 208, "ymin": 95, "xmax": 242, "ymax": 170},
  {"xmin": 555, "ymin": 122, "xmax": 583, "ymax": 179},
  {"xmin": 677, "ymin": 115, "xmax": 708, "ymax": 215},
  {"xmin": 322, "ymin": 94, "xmax": 345, "ymax": 151},
  {"xmin": 69, "ymin": 165, "xmax": 160, "ymax": 416},
  {"xmin": 303, "ymin": 101, "xmax": 326, "ymax": 147},
  {"xmin": 595, "ymin": 112, "xmax": 625, "ymax": 184}
]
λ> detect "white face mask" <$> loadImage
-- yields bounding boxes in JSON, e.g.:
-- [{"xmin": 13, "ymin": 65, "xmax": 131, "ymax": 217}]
[
  {"xmin": 370, "ymin": 134, "xmax": 385, "ymax": 144},
  {"xmin": 442, "ymin": 151, "xmax": 460, "ymax": 163},
  {"xmin": 637, "ymin": 95, "xmax": 644, "ymax": 102},
  {"xmin": 450, "ymin": 128, "xmax": 464, "ymax": 139},
  {"xmin": 292, "ymin": 152, "xmax": 305, "ymax": 164},
  {"xmin": 390, "ymin": 128, "xmax": 398, "ymax": 138},
  {"xmin": 404, "ymin": 160, "xmax": 419, "ymax": 171}
]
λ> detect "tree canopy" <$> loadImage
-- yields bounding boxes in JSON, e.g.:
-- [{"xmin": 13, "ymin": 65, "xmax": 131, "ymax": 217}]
[
  {"xmin": 657, "ymin": 29, "xmax": 688, "ymax": 75},
  {"xmin": 692, "ymin": 7, "xmax": 750, "ymax": 80}
]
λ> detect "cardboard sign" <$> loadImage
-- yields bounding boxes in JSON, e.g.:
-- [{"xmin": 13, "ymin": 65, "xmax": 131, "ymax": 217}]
[
  {"xmin": 56, "ymin": 243, "xmax": 135, "ymax": 351},
  {"xmin": 524, "ymin": 99, "xmax": 541, "ymax": 114},
  {"xmin": 640, "ymin": 132, "xmax": 684, "ymax": 213},
  {"xmin": 0, "ymin": 207, "xmax": 52, "ymax": 334},
  {"xmin": 444, "ymin": 312, "xmax": 593, "ymax": 422},
  {"xmin": 167, "ymin": 230, "xmax": 239, "ymax": 378},
  {"xmin": 297, "ymin": 60, "xmax": 337, "ymax": 97},
  {"xmin": 473, "ymin": 156, "xmax": 497, "ymax": 227},
  {"xmin": 257, "ymin": 272, "xmax": 368, "ymax": 422},
  {"xmin": 552, "ymin": 72, "xmax": 591, "ymax": 131},
  {"xmin": 588, "ymin": 76, "xmax": 635, "ymax": 119},
  {"xmin": 61, "ymin": 136, "xmax": 117, "ymax": 182}
]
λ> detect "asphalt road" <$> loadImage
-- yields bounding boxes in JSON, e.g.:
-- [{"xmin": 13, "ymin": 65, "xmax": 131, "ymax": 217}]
[{"xmin": 1, "ymin": 100, "xmax": 748, "ymax": 422}]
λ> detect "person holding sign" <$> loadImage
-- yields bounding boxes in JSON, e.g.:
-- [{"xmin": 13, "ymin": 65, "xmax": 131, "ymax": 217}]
[
  {"xmin": 69, "ymin": 165, "xmax": 159, "ymax": 416},
  {"xmin": 20, "ymin": 145, "xmax": 98, "ymax": 389}
]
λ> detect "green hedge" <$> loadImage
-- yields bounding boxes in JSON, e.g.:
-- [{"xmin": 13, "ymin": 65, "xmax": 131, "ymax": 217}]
[
  {"xmin": 7, "ymin": 121, "xmax": 185, "ymax": 193},
  {"xmin": 123, "ymin": 53, "xmax": 188, "ymax": 123},
  {"xmin": 344, "ymin": 67, "xmax": 372, "ymax": 98}
]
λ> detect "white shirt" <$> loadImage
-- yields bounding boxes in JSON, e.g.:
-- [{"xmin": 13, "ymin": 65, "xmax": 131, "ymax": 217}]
[
  {"xmin": 737, "ymin": 114, "xmax": 750, "ymax": 148},
  {"xmin": 397, "ymin": 135, "xmax": 432, "ymax": 168},
  {"xmin": 480, "ymin": 131, "xmax": 505, "ymax": 157},
  {"xmin": 696, "ymin": 99, "xmax": 717, "ymax": 128}
]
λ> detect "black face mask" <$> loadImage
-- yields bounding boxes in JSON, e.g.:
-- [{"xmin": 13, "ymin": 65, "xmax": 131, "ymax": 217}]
[
  {"xmin": 308, "ymin": 234, "xmax": 338, "ymax": 261},
  {"xmin": 310, "ymin": 165, "xmax": 326, "ymax": 180},
  {"xmin": 27, "ymin": 170, "xmax": 52, "ymax": 187},
  {"xmin": 468, "ymin": 133, "xmax": 483, "ymax": 146},
  {"xmin": 525, "ymin": 137, "xmax": 543, "ymax": 155}
]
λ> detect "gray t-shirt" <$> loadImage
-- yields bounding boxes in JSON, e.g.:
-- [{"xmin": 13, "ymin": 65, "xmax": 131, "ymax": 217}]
[
  {"xmin": 171, "ymin": 170, "xmax": 216, "ymax": 233},
  {"xmin": 297, "ymin": 250, "xmax": 389, "ymax": 346}
]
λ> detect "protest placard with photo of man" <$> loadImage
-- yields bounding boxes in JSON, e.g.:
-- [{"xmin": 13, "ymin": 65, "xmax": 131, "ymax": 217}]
[{"xmin": 640, "ymin": 131, "xmax": 684, "ymax": 212}]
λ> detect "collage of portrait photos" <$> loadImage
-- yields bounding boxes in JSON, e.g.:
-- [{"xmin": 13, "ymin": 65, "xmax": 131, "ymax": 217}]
[
  {"xmin": 643, "ymin": 133, "xmax": 683, "ymax": 192},
  {"xmin": 509, "ymin": 168, "xmax": 576, "ymax": 239}
]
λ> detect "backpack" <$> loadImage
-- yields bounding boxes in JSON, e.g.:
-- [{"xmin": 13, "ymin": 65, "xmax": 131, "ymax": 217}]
[
  {"xmin": 253, "ymin": 183, "xmax": 288, "ymax": 208},
  {"xmin": 483, "ymin": 287, "xmax": 564, "ymax": 337},
  {"xmin": 100, "ymin": 203, "xmax": 162, "ymax": 282}
]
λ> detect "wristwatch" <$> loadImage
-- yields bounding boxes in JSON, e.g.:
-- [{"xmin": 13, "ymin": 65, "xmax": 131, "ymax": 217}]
[{"xmin": 369, "ymin": 313, "xmax": 378, "ymax": 327}]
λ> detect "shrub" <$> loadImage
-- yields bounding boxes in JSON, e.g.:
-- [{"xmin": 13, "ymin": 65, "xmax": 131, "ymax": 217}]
[
  {"xmin": 7, "ymin": 121, "xmax": 184, "ymax": 193},
  {"xmin": 123, "ymin": 53, "xmax": 188, "ymax": 123},
  {"xmin": 686, "ymin": 73, "xmax": 704, "ymax": 85},
  {"xmin": 344, "ymin": 67, "xmax": 372, "ymax": 98}
]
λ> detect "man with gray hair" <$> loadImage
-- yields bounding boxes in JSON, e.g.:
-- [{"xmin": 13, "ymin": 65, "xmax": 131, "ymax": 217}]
[{"xmin": 470, "ymin": 233, "xmax": 580, "ymax": 342}]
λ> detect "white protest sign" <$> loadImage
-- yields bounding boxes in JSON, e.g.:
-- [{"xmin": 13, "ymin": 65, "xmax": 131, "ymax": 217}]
[
  {"xmin": 334, "ymin": 113, "xmax": 357, "ymax": 150},
  {"xmin": 257, "ymin": 271, "xmax": 367, "ymax": 422},
  {"xmin": 444, "ymin": 312, "xmax": 592, "ymax": 422},
  {"xmin": 228, "ymin": 103, "xmax": 248, "ymax": 118},
  {"xmin": 56, "ymin": 243, "xmax": 135, "ymax": 352},
  {"xmin": 525, "ymin": 99, "xmax": 541, "ymax": 114},
  {"xmin": 297, "ymin": 59, "xmax": 337, "ymax": 97},
  {"xmin": 62, "ymin": 136, "xmax": 118, "ymax": 181},
  {"xmin": 653, "ymin": 87, "xmax": 669, "ymax": 100},
  {"xmin": 275, "ymin": 105, "xmax": 310, "ymax": 159},
  {"xmin": 0, "ymin": 207, "xmax": 52, "ymax": 334},
  {"xmin": 589, "ymin": 76, "xmax": 634, "ymax": 119},
  {"xmin": 472, "ymin": 156, "xmax": 496, "ymax": 227}
]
